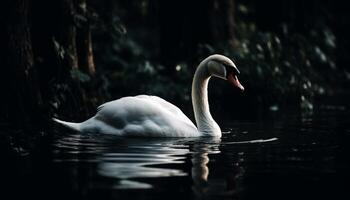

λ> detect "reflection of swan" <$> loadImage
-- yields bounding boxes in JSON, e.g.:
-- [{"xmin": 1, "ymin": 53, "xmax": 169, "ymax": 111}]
[
  {"xmin": 191, "ymin": 138, "xmax": 221, "ymax": 197},
  {"xmin": 97, "ymin": 138, "xmax": 193, "ymax": 189},
  {"xmin": 53, "ymin": 135, "xmax": 194, "ymax": 189},
  {"xmin": 97, "ymin": 138, "xmax": 189, "ymax": 178},
  {"xmin": 192, "ymin": 138, "xmax": 222, "ymax": 182},
  {"xmin": 96, "ymin": 137, "xmax": 224, "ymax": 189},
  {"xmin": 190, "ymin": 138, "xmax": 244, "ymax": 198},
  {"xmin": 54, "ymin": 54, "xmax": 244, "ymax": 137}
]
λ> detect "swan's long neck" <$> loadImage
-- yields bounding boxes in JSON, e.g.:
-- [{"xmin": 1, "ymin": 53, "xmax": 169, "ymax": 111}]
[{"xmin": 192, "ymin": 61, "xmax": 221, "ymax": 137}]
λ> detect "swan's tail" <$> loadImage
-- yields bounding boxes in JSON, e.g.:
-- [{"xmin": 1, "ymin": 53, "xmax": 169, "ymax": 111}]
[{"xmin": 52, "ymin": 118, "xmax": 81, "ymax": 132}]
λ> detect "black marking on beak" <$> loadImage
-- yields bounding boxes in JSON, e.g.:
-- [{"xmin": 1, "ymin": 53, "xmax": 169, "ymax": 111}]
[{"xmin": 224, "ymin": 64, "xmax": 240, "ymax": 78}]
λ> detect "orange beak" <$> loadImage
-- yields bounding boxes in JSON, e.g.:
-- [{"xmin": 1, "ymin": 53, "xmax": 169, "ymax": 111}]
[{"xmin": 228, "ymin": 73, "xmax": 244, "ymax": 91}]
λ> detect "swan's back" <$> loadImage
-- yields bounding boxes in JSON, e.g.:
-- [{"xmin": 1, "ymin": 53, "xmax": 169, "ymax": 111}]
[{"xmin": 81, "ymin": 95, "xmax": 198, "ymax": 137}]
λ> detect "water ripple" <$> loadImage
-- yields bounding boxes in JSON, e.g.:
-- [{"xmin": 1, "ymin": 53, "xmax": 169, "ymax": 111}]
[{"xmin": 52, "ymin": 134, "xmax": 221, "ymax": 189}]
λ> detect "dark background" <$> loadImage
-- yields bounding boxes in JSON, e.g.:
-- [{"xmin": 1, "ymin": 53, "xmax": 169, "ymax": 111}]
[
  {"xmin": 0, "ymin": 1, "xmax": 349, "ymax": 200},
  {"xmin": 0, "ymin": 0, "xmax": 349, "ymax": 129}
]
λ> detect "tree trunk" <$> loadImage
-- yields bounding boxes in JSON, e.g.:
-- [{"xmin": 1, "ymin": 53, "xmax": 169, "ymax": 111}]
[
  {"xmin": 0, "ymin": 0, "xmax": 43, "ymax": 127},
  {"xmin": 60, "ymin": 0, "xmax": 79, "ymax": 70},
  {"xmin": 209, "ymin": 0, "xmax": 236, "ymax": 46},
  {"xmin": 223, "ymin": 0, "xmax": 236, "ymax": 45},
  {"xmin": 77, "ymin": 0, "xmax": 96, "ymax": 75},
  {"xmin": 77, "ymin": 28, "xmax": 95, "ymax": 75},
  {"xmin": 0, "ymin": 0, "xmax": 100, "ymax": 126}
]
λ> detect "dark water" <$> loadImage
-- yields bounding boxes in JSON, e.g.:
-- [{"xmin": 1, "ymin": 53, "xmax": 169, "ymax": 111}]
[{"xmin": 1, "ymin": 100, "xmax": 349, "ymax": 200}]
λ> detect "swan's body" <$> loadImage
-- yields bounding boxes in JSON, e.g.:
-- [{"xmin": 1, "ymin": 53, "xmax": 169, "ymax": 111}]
[
  {"xmin": 55, "ymin": 95, "xmax": 199, "ymax": 137},
  {"xmin": 54, "ymin": 54, "xmax": 244, "ymax": 137}
]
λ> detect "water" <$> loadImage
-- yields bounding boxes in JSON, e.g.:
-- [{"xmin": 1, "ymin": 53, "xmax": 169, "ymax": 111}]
[{"xmin": 1, "ymin": 100, "xmax": 349, "ymax": 200}]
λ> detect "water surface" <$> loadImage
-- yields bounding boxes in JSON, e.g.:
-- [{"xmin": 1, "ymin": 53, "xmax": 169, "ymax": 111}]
[{"xmin": 1, "ymin": 101, "xmax": 349, "ymax": 200}]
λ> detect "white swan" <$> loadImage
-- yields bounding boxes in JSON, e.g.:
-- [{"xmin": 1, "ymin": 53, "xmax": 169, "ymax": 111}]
[{"xmin": 53, "ymin": 54, "xmax": 244, "ymax": 137}]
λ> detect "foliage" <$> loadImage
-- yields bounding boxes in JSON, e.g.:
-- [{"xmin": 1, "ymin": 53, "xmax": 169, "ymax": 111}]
[
  {"xmin": 90, "ymin": 2, "xmax": 341, "ymax": 113},
  {"xmin": 95, "ymin": 36, "xmax": 192, "ymax": 104},
  {"xmin": 194, "ymin": 5, "xmax": 339, "ymax": 111},
  {"xmin": 224, "ymin": 21, "xmax": 337, "ymax": 110}
]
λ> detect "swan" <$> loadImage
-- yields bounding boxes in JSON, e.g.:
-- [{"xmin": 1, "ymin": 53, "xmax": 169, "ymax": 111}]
[{"xmin": 53, "ymin": 54, "xmax": 244, "ymax": 137}]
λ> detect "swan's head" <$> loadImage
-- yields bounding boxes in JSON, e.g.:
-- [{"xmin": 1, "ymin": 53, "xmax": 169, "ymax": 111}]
[{"xmin": 206, "ymin": 54, "xmax": 244, "ymax": 91}]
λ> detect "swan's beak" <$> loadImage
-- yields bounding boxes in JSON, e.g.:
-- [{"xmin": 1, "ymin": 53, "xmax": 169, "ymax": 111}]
[{"xmin": 228, "ymin": 73, "xmax": 244, "ymax": 91}]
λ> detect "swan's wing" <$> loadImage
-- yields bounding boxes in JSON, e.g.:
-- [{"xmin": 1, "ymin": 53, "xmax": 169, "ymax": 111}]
[
  {"xmin": 98, "ymin": 95, "xmax": 194, "ymax": 126},
  {"xmin": 134, "ymin": 95, "xmax": 189, "ymax": 118},
  {"xmin": 94, "ymin": 95, "xmax": 197, "ymax": 136},
  {"xmin": 135, "ymin": 95, "xmax": 198, "ymax": 133}
]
